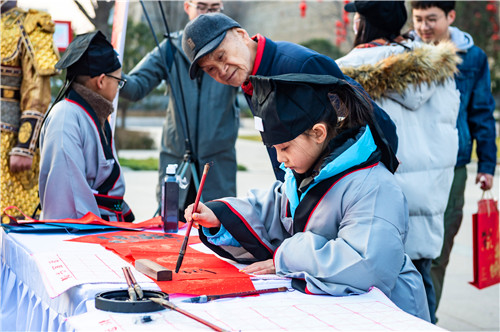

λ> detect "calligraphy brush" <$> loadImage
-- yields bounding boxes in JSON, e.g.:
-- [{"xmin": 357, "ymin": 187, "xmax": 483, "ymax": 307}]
[
  {"xmin": 150, "ymin": 297, "xmax": 228, "ymax": 332},
  {"xmin": 182, "ymin": 287, "xmax": 289, "ymax": 303},
  {"xmin": 121, "ymin": 267, "xmax": 137, "ymax": 301},
  {"xmin": 125, "ymin": 266, "xmax": 144, "ymax": 300},
  {"xmin": 175, "ymin": 162, "xmax": 211, "ymax": 273}
]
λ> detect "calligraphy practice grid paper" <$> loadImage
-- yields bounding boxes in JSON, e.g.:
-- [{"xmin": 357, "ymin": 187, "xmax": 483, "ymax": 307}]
[
  {"xmin": 32, "ymin": 242, "xmax": 156, "ymax": 298},
  {"xmin": 66, "ymin": 287, "xmax": 443, "ymax": 331}
]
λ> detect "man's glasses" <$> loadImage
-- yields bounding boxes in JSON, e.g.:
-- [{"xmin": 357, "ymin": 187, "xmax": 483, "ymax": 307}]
[
  {"xmin": 188, "ymin": 1, "xmax": 223, "ymax": 13},
  {"xmin": 105, "ymin": 74, "xmax": 127, "ymax": 89},
  {"xmin": 413, "ymin": 14, "xmax": 446, "ymax": 28}
]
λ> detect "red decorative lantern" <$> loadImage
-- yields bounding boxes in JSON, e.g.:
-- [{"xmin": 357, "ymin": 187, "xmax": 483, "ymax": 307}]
[
  {"xmin": 300, "ymin": 0, "xmax": 307, "ymax": 18},
  {"xmin": 486, "ymin": 3, "xmax": 496, "ymax": 12},
  {"xmin": 336, "ymin": 2, "xmax": 355, "ymax": 48}
]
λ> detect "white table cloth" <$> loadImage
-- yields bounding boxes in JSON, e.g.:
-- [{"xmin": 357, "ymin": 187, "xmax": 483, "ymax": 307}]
[{"xmin": 0, "ymin": 229, "xmax": 443, "ymax": 331}]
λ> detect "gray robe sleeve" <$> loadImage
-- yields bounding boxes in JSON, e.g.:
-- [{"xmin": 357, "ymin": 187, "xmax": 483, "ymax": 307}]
[
  {"xmin": 39, "ymin": 109, "xmax": 101, "ymax": 219},
  {"xmin": 275, "ymin": 179, "xmax": 408, "ymax": 297},
  {"xmin": 201, "ymin": 181, "xmax": 290, "ymax": 263},
  {"xmin": 120, "ymin": 39, "xmax": 171, "ymax": 102}
]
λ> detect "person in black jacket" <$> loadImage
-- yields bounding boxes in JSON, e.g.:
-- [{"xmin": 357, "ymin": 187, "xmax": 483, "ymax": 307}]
[{"xmin": 182, "ymin": 13, "xmax": 399, "ymax": 181}]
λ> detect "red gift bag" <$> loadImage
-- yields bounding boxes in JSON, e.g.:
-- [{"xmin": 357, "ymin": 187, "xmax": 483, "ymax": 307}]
[{"xmin": 469, "ymin": 191, "xmax": 500, "ymax": 289}]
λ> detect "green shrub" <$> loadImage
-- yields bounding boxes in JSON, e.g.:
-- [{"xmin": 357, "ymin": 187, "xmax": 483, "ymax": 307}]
[
  {"xmin": 119, "ymin": 157, "xmax": 159, "ymax": 171},
  {"xmin": 115, "ymin": 128, "xmax": 155, "ymax": 150},
  {"xmin": 238, "ymin": 135, "xmax": 261, "ymax": 142}
]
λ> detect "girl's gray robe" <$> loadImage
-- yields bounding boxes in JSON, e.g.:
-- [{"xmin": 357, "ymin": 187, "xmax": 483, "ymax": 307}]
[{"xmin": 200, "ymin": 126, "xmax": 430, "ymax": 321}]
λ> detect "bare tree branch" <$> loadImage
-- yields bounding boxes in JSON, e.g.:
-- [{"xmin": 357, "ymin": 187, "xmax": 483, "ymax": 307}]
[
  {"xmin": 73, "ymin": 0, "xmax": 95, "ymax": 26},
  {"xmin": 72, "ymin": 0, "xmax": 114, "ymax": 39}
]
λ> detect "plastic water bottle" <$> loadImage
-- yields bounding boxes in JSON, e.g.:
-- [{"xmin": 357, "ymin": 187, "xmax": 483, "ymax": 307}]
[{"xmin": 161, "ymin": 164, "xmax": 179, "ymax": 233}]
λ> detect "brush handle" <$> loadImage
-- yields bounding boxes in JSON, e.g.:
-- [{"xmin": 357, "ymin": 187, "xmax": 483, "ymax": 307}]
[
  {"xmin": 191, "ymin": 163, "xmax": 210, "ymax": 216},
  {"xmin": 122, "ymin": 267, "xmax": 137, "ymax": 301},
  {"xmin": 175, "ymin": 163, "xmax": 211, "ymax": 273},
  {"xmin": 208, "ymin": 287, "xmax": 289, "ymax": 301},
  {"xmin": 125, "ymin": 268, "xmax": 144, "ymax": 300},
  {"xmin": 151, "ymin": 298, "xmax": 228, "ymax": 332}
]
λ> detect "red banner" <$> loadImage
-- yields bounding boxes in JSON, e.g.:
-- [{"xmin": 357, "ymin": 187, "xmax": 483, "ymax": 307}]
[{"xmin": 70, "ymin": 231, "xmax": 255, "ymax": 296}]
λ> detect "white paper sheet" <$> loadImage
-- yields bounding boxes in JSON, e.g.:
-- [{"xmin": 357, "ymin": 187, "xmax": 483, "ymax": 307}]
[
  {"xmin": 66, "ymin": 287, "xmax": 444, "ymax": 331},
  {"xmin": 32, "ymin": 244, "xmax": 156, "ymax": 298}
]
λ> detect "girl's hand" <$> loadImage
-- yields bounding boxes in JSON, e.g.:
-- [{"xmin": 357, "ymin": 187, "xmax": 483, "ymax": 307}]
[
  {"xmin": 184, "ymin": 202, "xmax": 221, "ymax": 229},
  {"xmin": 240, "ymin": 259, "xmax": 276, "ymax": 275}
]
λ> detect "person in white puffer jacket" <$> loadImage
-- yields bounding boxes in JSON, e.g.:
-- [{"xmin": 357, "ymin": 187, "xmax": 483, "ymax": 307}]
[{"xmin": 336, "ymin": 1, "xmax": 460, "ymax": 324}]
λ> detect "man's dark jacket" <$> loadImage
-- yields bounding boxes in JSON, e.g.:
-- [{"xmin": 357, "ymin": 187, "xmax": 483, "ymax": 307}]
[{"xmin": 243, "ymin": 36, "xmax": 399, "ymax": 181}]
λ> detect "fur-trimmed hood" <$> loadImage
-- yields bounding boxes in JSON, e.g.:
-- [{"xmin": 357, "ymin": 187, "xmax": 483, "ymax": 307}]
[
  {"xmin": 337, "ymin": 40, "xmax": 461, "ymax": 105},
  {"xmin": 338, "ymin": 39, "xmax": 461, "ymax": 260}
]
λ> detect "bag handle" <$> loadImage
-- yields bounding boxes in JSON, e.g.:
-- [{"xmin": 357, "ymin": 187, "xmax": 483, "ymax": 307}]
[
  {"xmin": 480, "ymin": 189, "xmax": 495, "ymax": 200},
  {"xmin": 480, "ymin": 189, "xmax": 498, "ymax": 217}
]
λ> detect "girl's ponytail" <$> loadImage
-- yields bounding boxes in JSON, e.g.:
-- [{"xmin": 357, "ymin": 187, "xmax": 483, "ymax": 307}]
[{"xmin": 329, "ymin": 83, "xmax": 373, "ymax": 134}]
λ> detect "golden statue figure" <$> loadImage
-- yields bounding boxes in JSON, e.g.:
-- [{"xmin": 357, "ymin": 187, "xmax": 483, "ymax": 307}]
[{"xmin": 1, "ymin": 0, "xmax": 59, "ymax": 222}]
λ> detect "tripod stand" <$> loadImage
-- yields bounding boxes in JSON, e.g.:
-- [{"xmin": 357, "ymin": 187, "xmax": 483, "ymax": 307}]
[
  {"xmin": 178, "ymin": 145, "xmax": 201, "ymax": 197},
  {"xmin": 141, "ymin": 1, "xmax": 202, "ymax": 218}
]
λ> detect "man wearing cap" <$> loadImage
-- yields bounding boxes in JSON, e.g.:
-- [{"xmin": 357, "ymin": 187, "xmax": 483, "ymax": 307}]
[
  {"xmin": 181, "ymin": 12, "xmax": 399, "ymax": 181},
  {"xmin": 1, "ymin": 0, "xmax": 59, "ymax": 222},
  {"xmin": 120, "ymin": 0, "xmax": 239, "ymax": 215},
  {"xmin": 39, "ymin": 31, "xmax": 134, "ymax": 222},
  {"xmin": 336, "ymin": 1, "xmax": 461, "ymax": 323}
]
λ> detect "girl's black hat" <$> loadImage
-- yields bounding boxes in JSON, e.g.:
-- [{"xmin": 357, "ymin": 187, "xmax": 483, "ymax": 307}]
[{"xmin": 249, "ymin": 74, "xmax": 348, "ymax": 147}]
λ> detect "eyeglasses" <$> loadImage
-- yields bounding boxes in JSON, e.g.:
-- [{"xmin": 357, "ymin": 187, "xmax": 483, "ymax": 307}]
[
  {"xmin": 105, "ymin": 74, "xmax": 127, "ymax": 89},
  {"xmin": 188, "ymin": 1, "xmax": 223, "ymax": 13},
  {"xmin": 413, "ymin": 14, "xmax": 446, "ymax": 28}
]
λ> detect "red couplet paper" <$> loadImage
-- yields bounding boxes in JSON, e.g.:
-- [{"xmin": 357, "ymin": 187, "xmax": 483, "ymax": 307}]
[
  {"xmin": 70, "ymin": 231, "xmax": 255, "ymax": 295},
  {"xmin": 68, "ymin": 231, "xmax": 175, "ymax": 245}
]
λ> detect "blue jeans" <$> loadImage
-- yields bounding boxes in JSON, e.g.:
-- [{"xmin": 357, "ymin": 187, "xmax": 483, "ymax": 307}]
[{"xmin": 412, "ymin": 258, "xmax": 437, "ymax": 324}]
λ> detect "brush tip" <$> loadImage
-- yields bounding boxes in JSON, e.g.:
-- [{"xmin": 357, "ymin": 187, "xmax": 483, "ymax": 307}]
[{"xmin": 175, "ymin": 255, "xmax": 183, "ymax": 273}]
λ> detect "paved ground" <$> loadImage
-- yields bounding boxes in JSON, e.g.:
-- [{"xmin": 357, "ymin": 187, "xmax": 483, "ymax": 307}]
[{"xmin": 119, "ymin": 118, "xmax": 499, "ymax": 331}]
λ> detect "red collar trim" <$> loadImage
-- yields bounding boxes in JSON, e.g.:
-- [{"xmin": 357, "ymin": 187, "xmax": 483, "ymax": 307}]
[{"xmin": 241, "ymin": 34, "xmax": 266, "ymax": 96}]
